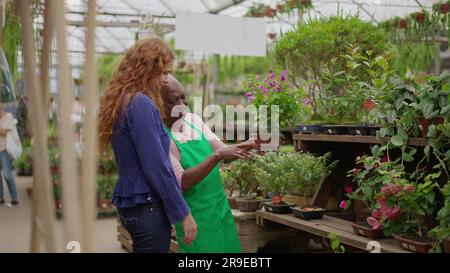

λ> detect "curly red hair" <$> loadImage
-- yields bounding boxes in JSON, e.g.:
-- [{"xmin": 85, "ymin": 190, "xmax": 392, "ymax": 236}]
[{"xmin": 98, "ymin": 38, "xmax": 174, "ymax": 152}]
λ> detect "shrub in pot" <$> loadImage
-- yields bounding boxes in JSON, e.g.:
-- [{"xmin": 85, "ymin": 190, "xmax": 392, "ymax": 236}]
[
  {"xmin": 344, "ymin": 154, "xmax": 403, "ymax": 239},
  {"xmin": 256, "ymin": 152, "xmax": 337, "ymax": 214},
  {"xmin": 428, "ymin": 183, "xmax": 450, "ymax": 253},
  {"xmin": 274, "ymin": 14, "xmax": 390, "ymax": 124},
  {"xmin": 243, "ymin": 69, "xmax": 307, "ymax": 131},
  {"xmin": 370, "ymin": 177, "xmax": 437, "ymax": 253},
  {"xmin": 221, "ymin": 159, "xmax": 264, "ymax": 212}
]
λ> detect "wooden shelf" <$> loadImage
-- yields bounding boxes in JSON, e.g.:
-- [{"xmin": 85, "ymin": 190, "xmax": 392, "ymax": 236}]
[
  {"xmin": 293, "ymin": 134, "xmax": 429, "ymax": 147},
  {"xmin": 256, "ymin": 211, "xmax": 410, "ymax": 253}
]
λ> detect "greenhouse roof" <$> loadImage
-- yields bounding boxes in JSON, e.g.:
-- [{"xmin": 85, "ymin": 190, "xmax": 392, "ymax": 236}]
[{"xmin": 36, "ymin": 0, "xmax": 442, "ymax": 69}]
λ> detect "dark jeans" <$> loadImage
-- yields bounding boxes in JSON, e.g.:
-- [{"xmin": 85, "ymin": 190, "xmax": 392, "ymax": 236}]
[{"xmin": 117, "ymin": 202, "xmax": 171, "ymax": 253}]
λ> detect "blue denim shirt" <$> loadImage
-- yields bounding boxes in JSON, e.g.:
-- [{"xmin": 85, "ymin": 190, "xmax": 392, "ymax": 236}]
[{"xmin": 111, "ymin": 93, "xmax": 189, "ymax": 224}]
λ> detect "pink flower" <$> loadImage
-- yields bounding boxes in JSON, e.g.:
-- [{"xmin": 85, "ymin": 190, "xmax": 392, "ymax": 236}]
[
  {"xmin": 380, "ymin": 155, "xmax": 389, "ymax": 163},
  {"xmin": 303, "ymin": 98, "xmax": 312, "ymax": 105},
  {"xmin": 245, "ymin": 92, "xmax": 254, "ymax": 101},
  {"xmin": 260, "ymin": 85, "xmax": 268, "ymax": 93},
  {"xmin": 371, "ymin": 209, "xmax": 382, "ymax": 219},
  {"xmin": 345, "ymin": 186, "xmax": 353, "ymax": 194},
  {"xmin": 255, "ymin": 74, "xmax": 260, "ymax": 80},
  {"xmin": 281, "ymin": 69, "xmax": 288, "ymax": 76},
  {"xmin": 403, "ymin": 185, "xmax": 414, "ymax": 193},
  {"xmin": 339, "ymin": 200, "xmax": 347, "ymax": 209},
  {"xmin": 381, "ymin": 204, "xmax": 400, "ymax": 220},
  {"xmin": 268, "ymin": 82, "xmax": 274, "ymax": 88},
  {"xmin": 269, "ymin": 72, "xmax": 276, "ymax": 79},
  {"xmin": 367, "ymin": 217, "xmax": 382, "ymax": 230},
  {"xmin": 280, "ymin": 75, "xmax": 286, "ymax": 82}
]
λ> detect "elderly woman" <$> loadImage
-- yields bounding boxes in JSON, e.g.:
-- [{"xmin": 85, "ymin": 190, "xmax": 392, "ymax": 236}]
[{"xmin": 161, "ymin": 75, "xmax": 259, "ymax": 253}]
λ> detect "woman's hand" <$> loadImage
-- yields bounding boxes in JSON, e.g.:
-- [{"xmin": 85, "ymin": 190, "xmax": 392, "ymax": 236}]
[
  {"xmin": 182, "ymin": 213, "xmax": 198, "ymax": 246},
  {"xmin": 214, "ymin": 146, "xmax": 253, "ymax": 161}
]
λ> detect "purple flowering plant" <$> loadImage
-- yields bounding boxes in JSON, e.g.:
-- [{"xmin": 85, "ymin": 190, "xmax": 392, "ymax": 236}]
[{"xmin": 243, "ymin": 69, "xmax": 307, "ymax": 129}]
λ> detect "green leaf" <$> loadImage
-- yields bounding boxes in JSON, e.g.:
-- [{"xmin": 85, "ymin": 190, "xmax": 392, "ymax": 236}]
[
  {"xmin": 391, "ymin": 135, "xmax": 405, "ymax": 147},
  {"xmin": 402, "ymin": 153, "xmax": 414, "ymax": 162}
]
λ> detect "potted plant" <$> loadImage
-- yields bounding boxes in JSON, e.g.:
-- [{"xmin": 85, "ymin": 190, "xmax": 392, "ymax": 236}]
[
  {"xmin": 221, "ymin": 159, "xmax": 264, "ymax": 212},
  {"xmin": 344, "ymin": 154, "xmax": 402, "ymax": 239},
  {"xmin": 371, "ymin": 177, "xmax": 437, "ymax": 253},
  {"xmin": 286, "ymin": 152, "xmax": 337, "ymax": 208},
  {"xmin": 412, "ymin": 72, "xmax": 450, "ymax": 138},
  {"xmin": 275, "ymin": 15, "xmax": 390, "ymax": 131},
  {"xmin": 428, "ymin": 183, "xmax": 450, "ymax": 253},
  {"xmin": 256, "ymin": 152, "xmax": 337, "ymax": 214},
  {"xmin": 243, "ymin": 69, "xmax": 306, "ymax": 133}
]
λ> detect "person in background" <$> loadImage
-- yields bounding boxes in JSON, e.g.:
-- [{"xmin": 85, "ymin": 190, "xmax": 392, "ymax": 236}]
[
  {"xmin": 161, "ymin": 75, "xmax": 260, "ymax": 253},
  {"xmin": 97, "ymin": 38, "xmax": 197, "ymax": 253},
  {"xmin": 0, "ymin": 105, "xmax": 18, "ymax": 207}
]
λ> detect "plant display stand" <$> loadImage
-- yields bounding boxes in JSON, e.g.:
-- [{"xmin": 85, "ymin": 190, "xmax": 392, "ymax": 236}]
[
  {"xmin": 232, "ymin": 209, "xmax": 303, "ymax": 253},
  {"xmin": 293, "ymin": 134, "xmax": 428, "ymax": 210},
  {"xmin": 256, "ymin": 210, "xmax": 410, "ymax": 253}
]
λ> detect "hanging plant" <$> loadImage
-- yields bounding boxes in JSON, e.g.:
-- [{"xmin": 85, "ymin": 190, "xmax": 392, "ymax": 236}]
[
  {"xmin": 3, "ymin": 1, "xmax": 21, "ymax": 80},
  {"xmin": 440, "ymin": 2, "xmax": 450, "ymax": 14},
  {"xmin": 415, "ymin": 12, "xmax": 425, "ymax": 23},
  {"xmin": 264, "ymin": 6, "xmax": 276, "ymax": 18},
  {"xmin": 399, "ymin": 19, "xmax": 408, "ymax": 29}
]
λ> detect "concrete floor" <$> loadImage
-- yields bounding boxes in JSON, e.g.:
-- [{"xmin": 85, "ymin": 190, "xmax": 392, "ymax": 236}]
[{"xmin": 0, "ymin": 175, "xmax": 126, "ymax": 253}]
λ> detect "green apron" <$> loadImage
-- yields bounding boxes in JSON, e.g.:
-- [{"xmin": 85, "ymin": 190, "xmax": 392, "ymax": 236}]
[{"xmin": 166, "ymin": 119, "xmax": 241, "ymax": 253}]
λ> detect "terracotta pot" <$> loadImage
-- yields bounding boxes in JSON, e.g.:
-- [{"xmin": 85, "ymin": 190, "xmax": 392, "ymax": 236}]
[
  {"xmin": 394, "ymin": 234, "xmax": 434, "ymax": 253},
  {"xmin": 443, "ymin": 238, "xmax": 450, "ymax": 253},
  {"xmin": 351, "ymin": 222, "xmax": 385, "ymax": 239},
  {"xmin": 440, "ymin": 3, "xmax": 450, "ymax": 14},
  {"xmin": 272, "ymin": 194, "xmax": 282, "ymax": 204}
]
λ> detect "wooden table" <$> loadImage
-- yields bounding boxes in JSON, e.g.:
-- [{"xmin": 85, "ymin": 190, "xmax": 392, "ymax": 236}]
[
  {"xmin": 232, "ymin": 209, "xmax": 299, "ymax": 253},
  {"xmin": 256, "ymin": 211, "xmax": 410, "ymax": 253}
]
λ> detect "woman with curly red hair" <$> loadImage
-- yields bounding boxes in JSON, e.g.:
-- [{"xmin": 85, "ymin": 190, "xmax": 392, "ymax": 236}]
[{"xmin": 98, "ymin": 38, "xmax": 197, "ymax": 253}]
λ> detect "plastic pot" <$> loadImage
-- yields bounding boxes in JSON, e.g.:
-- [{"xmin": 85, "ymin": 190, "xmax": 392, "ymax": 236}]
[
  {"xmin": 297, "ymin": 124, "xmax": 323, "ymax": 134},
  {"xmin": 394, "ymin": 234, "xmax": 434, "ymax": 253},
  {"xmin": 322, "ymin": 125, "xmax": 348, "ymax": 135},
  {"xmin": 346, "ymin": 125, "xmax": 370, "ymax": 136},
  {"xmin": 291, "ymin": 205, "xmax": 325, "ymax": 220},
  {"xmin": 236, "ymin": 198, "xmax": 263, "ymax": 212},
  {"xmin": 263, "ymin": 202, "xmax": 293, "ymax": 214},
  {"xmin": 351, "ymin": 222, "xmax": 385, "ymax": 239}
]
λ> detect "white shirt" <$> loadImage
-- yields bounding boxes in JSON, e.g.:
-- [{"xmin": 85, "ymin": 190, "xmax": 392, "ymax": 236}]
[{"xmin": 0, "ymin": 112, "xmax": 15, "ymax": 151}]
